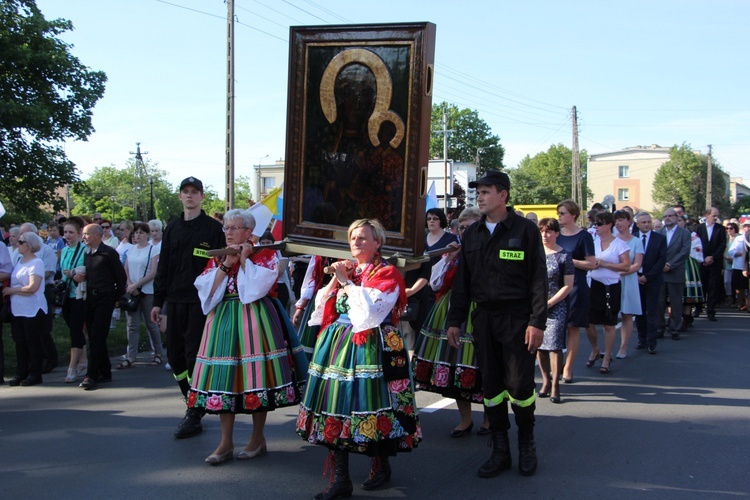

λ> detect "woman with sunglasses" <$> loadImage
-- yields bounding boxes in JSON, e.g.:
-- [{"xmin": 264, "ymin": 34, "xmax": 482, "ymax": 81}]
[
  {"xmin": 3, "ymin": 232, "xmax": 47, "ymax": 386},
  {"xmin": 587, "ymin": 212, "xmax": 630, "ymax": 374}
]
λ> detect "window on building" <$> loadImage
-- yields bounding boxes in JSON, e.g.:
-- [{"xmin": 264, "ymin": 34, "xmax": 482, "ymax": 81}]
[
  {"xmin": 618, "ymin": 165, "xmax": 629, "ymax": 178},
  {"xmin": 618, "ymin": 188, "xmax": 629, "ymax": 201},
  {"xmin": 262, "ymin": 177, "xmax": 275, "ymax": 193}
]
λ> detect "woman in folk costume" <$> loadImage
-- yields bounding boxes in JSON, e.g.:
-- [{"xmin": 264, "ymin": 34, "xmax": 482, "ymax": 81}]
[
  {"xmin": 297, "ymin": 219, "xmax": 421, "ymax": 500},
  {"xmin": 188, "ymin": 209, "xmax": 308, "ymax": 465},
  {"xmin": 678, "ymin": 215, "xmax": 704, "ymax": 329},
  {"xmin": 411, "ymin": 207, "xmax": 489, "ymax": 437},
  {"xmin": 292, "ymin": 254, "xmax": 331, "ymax": 360}
]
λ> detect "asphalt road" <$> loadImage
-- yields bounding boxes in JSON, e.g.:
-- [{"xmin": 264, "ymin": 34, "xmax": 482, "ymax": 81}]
[{"xmin": 1, "ymin": 308, "xmax": 749, "ymax": 499}]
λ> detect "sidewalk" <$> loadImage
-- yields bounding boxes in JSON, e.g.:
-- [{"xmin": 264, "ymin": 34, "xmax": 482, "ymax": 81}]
[{"xmin": 1, "ymin": 309, "xmax": 748, "ymax": 499}]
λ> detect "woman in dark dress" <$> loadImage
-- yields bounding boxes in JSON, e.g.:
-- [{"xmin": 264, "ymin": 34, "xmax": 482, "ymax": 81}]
[
  {"xmin": 537, "ymin": 218, "xmax": 574, "ymax": 404},
  {"xmin": 556, "ymin": 200, "xmax": 595, "ymax": 383}
]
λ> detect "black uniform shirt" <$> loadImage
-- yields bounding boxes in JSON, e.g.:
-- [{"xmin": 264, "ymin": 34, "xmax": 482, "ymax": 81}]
[
  {"xmin": 153, "ymin": 210, "xmax": 224, "ymax": 307},
  {"xmin": 447, "ymin": 210, "xmax": 548, "ymax": 331}
]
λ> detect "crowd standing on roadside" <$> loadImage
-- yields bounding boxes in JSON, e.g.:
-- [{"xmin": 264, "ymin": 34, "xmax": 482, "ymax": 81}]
[{"xmin": 3, "ymin": 178, "xmax": 750, "ymax": 499}]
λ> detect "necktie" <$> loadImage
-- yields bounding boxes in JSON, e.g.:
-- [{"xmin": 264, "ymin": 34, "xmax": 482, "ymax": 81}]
[{"xmin": 642, "ymin": 234, "xmax": 647, "ymax": 251}]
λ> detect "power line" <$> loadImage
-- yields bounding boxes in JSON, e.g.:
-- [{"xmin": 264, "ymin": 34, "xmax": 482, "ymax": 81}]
[
  {"xmin": 155, "ymin": 0, "xmax": 225, "ymax": 20},
  {"xmin": 281, "ymin": 0, "xmax": 330, "ymax": 23},
  {"xmin": 299, "ymin": 0, "xmax": 351, "ymax": 23},
  {"xmin": 248, "ymin": 0, "xmax": 306, "ymax": 24}
]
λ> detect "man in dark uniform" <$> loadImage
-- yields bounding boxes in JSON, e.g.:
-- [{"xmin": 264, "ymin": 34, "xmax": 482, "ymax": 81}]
[
  {"xmin": 151, "ymin": 177, "xmax": 224, "ymax": 438},
  {"xmin": 79, "ymin": 224, "xmax": 126, "ymax": 390},
  {"xmin": 447, "ymin": 170, "xmax": 547, "ymax": 478}
]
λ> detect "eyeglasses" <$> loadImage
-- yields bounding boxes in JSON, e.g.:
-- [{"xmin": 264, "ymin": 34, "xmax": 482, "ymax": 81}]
[
  {"xmin": 595, "ymin": 222, "xmax": 607, "ymax": 226},
  {"xmin": 222, "ymin": 226, "xmax": 247, "ymax": 233},
  {"xmin": 18, "ymin": 240, "xmax": 27, "ymax": 245},
  {"xmin": 426, "ymin": 216, "xmax": 440, "ymax": 222},
  {"xmin": 101, "ymin": 225, "xmax": 111, "ymax": 229},
  {"xmin": 93, "ymin": 217, "xmax": 102, "ymax": 221},
  {"xmin": 664, "ymin": 214, "xmax": 677, "ymax": 217},
  {"xmin": 557, "ymin": 212, "xmax": 568, "ymax": 216}
]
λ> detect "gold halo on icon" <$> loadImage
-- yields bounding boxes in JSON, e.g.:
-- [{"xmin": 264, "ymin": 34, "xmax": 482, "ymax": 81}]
[{"xmin": 319, "ymin": 48, "xmax": 405, "ymax": 149}]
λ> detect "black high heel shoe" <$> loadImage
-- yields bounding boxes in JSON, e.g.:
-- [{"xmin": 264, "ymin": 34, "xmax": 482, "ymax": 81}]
[{"xmin": 450, "ymin": 422, "xmax": 474, "ymax": 438}]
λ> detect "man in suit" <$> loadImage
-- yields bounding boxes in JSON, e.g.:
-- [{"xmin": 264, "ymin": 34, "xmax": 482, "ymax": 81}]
[
  {"xmin": 635, "ymin": 212, "xmax": 667, "ymax": 354},
  {"xmin": 657, "ymin": 208, "xmax": 692, "ymax": 339},
  {"xmin": 696, "ymin": 207, "xmax": 726, "ymax": 321}
]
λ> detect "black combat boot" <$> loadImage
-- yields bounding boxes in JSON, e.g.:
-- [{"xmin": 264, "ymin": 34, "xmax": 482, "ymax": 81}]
[
  {"xmin": 514, "ymin": 403, "xmax": 538, "ymax": 476},
  {"xmin": 362, "ymin": 454, "xmax": 392, "ymax": 490},
  {"xmin": 477, "ymin": 430, "xmax": 512, "ymax": 478},
  {"xmin": 174, "ymin": 407, "xmax": 204, "ymax": 439},
  {"xmin": 314, "ymin": 450, "xmax": 353, "ymax": 500}
]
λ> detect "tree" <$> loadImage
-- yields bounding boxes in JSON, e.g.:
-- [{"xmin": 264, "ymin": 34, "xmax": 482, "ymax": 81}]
[
  {"xmin": 652, "ymin": 143, "xmax": 730, "ymax": 218},
  {"xmin": 0, "ymin": 0, "xmax": 107, "ymax": 218},
  {"xmin": 71, "ymin": 160, "xmax": 182, "ymax": 223},
  {"xmin": 508, "ymin": 143, "xmax": 591, "ymax": 205},
  {"xmin": 429, "ymin": 102, "xmax": 504, "ymax": 173}
]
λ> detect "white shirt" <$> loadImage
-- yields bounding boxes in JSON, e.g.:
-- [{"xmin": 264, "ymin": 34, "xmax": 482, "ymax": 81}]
[
  {"xmin": 590, "ymin": 237, "xmax": 630, "ymax": 285},
  {"xmin": 35, "ymin": 244, "xmax": 57, "ymax": 285},
  {"xmin": 125, "ymin": 244, "xmax": 159, "ymax": 294},
  {"xmin": 10, "ymin": 257, "xmax": 48, "ymax": 317},
  {"xmin": 665, "ymin": 226, "xmax": 676, "ymax": 246}
]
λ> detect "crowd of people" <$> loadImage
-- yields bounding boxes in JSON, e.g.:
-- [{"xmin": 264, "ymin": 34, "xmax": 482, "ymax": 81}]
[{"xmin": 2, "ymin": 172, "xmax": 749, "ymax": 498}]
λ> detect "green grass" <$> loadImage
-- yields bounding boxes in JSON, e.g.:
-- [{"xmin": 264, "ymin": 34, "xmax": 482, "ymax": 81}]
[{"xmin": 2, "ymin": 311, "xmax": 160, "ymax": 378}]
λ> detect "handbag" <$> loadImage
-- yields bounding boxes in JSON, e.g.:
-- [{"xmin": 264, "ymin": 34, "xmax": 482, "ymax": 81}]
[
  {"xmin": 53, "ymin": 280, "xmax": 70, "ymax": 307},
  {"xmin": 118, "ymin": 292, "xmax": 141, "ymax": 312},
  {"xmin": 118, "ymin": 246, "xmax": 152, "ymax": 313}
]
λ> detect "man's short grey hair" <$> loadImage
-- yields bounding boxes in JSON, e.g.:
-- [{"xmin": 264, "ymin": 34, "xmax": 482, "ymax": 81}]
[
  {"xmin": 224, "ymin": 209, "xmax": 256, "ymax": 231},
  {"xmin": 635, "ymin": 211, "xmax": 651, "ymax": 220},
  {"xmin": 21, "ymin": 232, "xmax": 43, "ymax": 253},
  {"xmin": 9, "ymin": 227, "xmax": 20, "ymax": 237},
  {"xmin": 148, "ymin": 219, "xmax": 163, "ymax": 231},
  {"xmin": 19, "ymin": 222, "xmax": 39, "ymax": 234}
]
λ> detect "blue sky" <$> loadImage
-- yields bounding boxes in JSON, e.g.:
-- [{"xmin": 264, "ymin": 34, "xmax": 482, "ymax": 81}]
[{"xmin": 36, "ymin": 0, "xmax": 750, "ymax": 200}]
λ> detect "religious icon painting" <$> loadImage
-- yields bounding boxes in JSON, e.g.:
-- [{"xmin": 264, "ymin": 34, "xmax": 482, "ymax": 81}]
[{"xmin": 284, "ymin": 23, "xmax": 436, "ymax": 257}]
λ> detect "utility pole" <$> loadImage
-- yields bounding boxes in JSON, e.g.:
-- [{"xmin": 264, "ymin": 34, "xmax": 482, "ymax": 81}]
[
  {"xmin": 224, "ymin": 0, "xmax": 235, "ymax": 212},
  {"xmin": 129, "ymin": 142, "xmax": 148, "ymax": 220},
  {"xmin": 571, "ymin": 106, "xmax": 582, "ymax": 207},
  {"xmin": 705, "ymin": 144, "xmax": 713, "ymax": 211},
  {"xmin": 432, "ymin": 105, "xmax": 454, "ymax": 213}
]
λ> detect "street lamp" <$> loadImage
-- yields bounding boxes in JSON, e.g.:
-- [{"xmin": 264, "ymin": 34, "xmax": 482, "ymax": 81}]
[
  {"xmin": 149, "ymin": 176, "xmax": 155, "ymax": 220},
  {"xmin": 256, "ymin": 154, "xmax": 269, "ymax": 201}
]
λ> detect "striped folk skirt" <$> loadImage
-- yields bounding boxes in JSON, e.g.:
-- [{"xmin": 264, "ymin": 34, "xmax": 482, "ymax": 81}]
[
  {"xmin": 411, "ymin": 293, "xmax": 483, "ymax": 403},
  {"xmin": 296, "ymin": 315, "xmax": 421, "ymax": 456},
  {"xmin": 188, "ymin": 296, "xmax": 308, "ymax": 414},
  {"xmin": 684, "ymin": 258, "xmax": 705, "ymax": 304},
  {"xmin": 296, "ymin": 299, "xmax": 320, "ymax": 361}
]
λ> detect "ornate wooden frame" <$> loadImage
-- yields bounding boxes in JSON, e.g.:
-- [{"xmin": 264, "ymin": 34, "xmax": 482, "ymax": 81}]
[{"xmin": 283, "ymin": 23, "xmax": 436, "ymax": 257}]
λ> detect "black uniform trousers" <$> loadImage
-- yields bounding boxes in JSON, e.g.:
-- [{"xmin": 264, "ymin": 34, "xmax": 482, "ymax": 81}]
[
  {"xmin": 166, "ymin": 301, "xmax": 206, "ymax": 397},
  {"xmin": 472, "ymin": 306, "xmax": 536, "ymax": 431}
]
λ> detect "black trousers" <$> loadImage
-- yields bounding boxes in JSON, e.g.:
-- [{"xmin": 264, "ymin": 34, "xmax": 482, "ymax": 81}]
[
  {"xmin": 166, "ymin": 302, "xmax": 206, "ymax": 395},
  {"xmin": 472, "ymin": 307, "xmax": 536, "ymax": 431},
  {"xmin": 636, "ymin": 281, "xmax": 662, "ymax": 349},
  {"xmin": 11, "ymin": 309, "xmax": 47, "ymax": 379},
  {"xmin": 62, "ymin": 298, "xmax": 86, "ymax": 349},
  {"xmin": 42, "ymin": 284, "xmax": 58, "ymax": 364},
  {"xmin": 700, "ymin": 263, "xmax": 723, "ymax": 316},
  {"xmin": 84, "ymin": 293, "xmax": 116, "ymax": 380}
]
